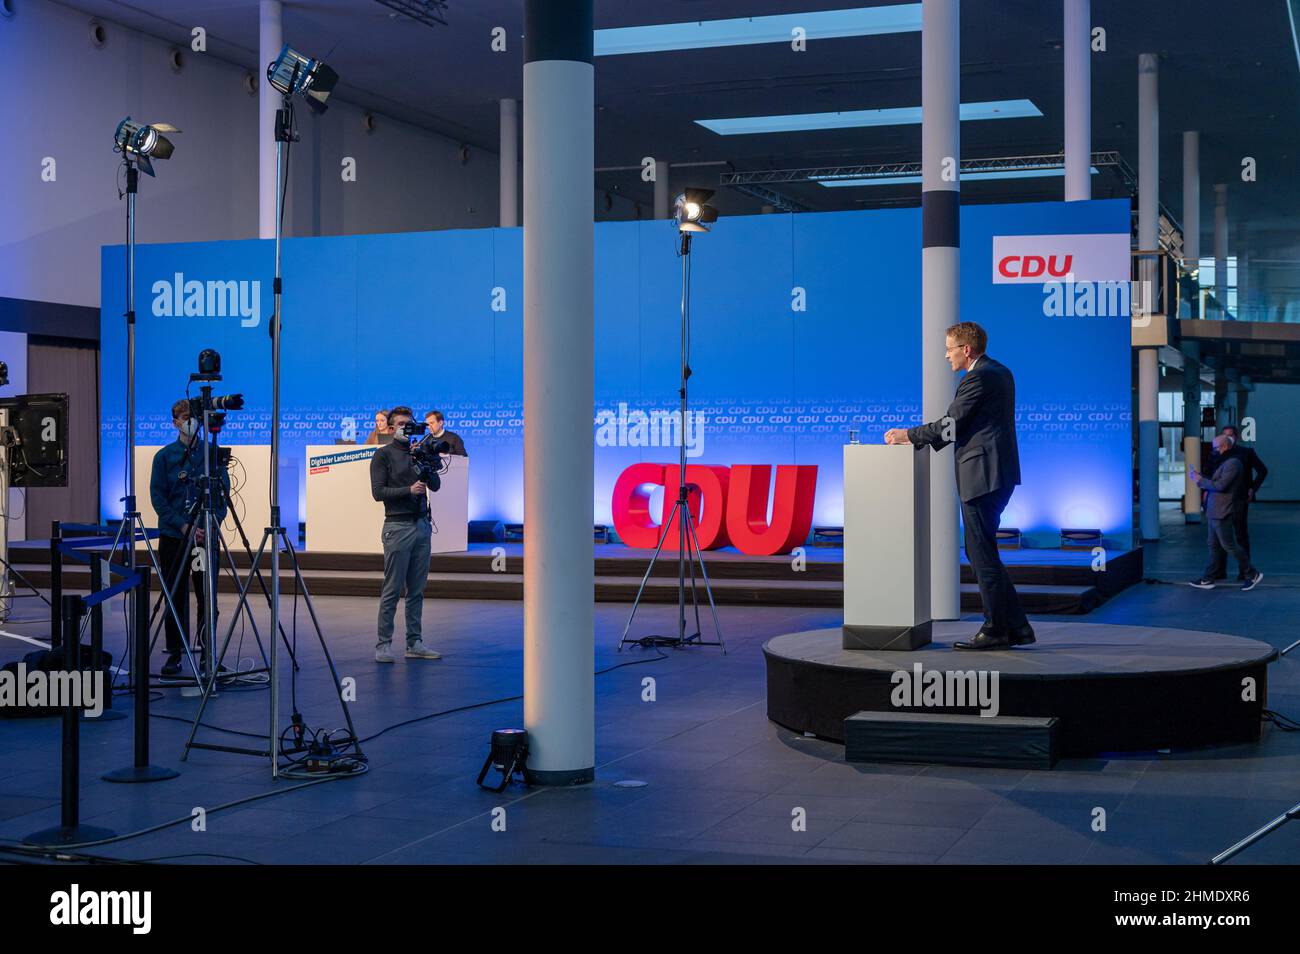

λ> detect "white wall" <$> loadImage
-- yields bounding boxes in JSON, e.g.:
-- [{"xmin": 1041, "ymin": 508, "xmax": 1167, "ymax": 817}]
[
  {"xmin": 0, "ymin": 0, "xmax": 500, "ymax": 309},
  {"xmin": 1246, "ymin": 383, "xmax": 1300, "ymax": 501}
]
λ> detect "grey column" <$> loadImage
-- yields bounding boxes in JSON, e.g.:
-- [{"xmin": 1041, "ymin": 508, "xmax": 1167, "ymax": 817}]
[
  {"xmin": 1214, "ymin": 183, "xmax": 1228, "ymax": 315},
  {"xmin": 500, "ymin": 98, "xmax": 519, "ymax": 228},
  {"xmin": 1182, "ymin": 131, "xmax": 1200, "ymax": 317},
  {"xmin": 1180, "ymin": 341, "xmax": 1201, "ymax": 523},
  {"xmin": 522, "ymin": 0, "xmax": 594, "ymax": 785},
  {"xmin": 258, "ymin": 0, "xmax": 282, "ymax": 239},
  {"xmin": 1063, "ymin": 0, "xmax": 1091, "ymax": 201},
  {"xmin": 921, "ymin": 0, "xmax": 960, "ymax": 620},
  {"xmin": 1137, "ymin": 53, "xmax": 1160, "ymax": 541},
  {"xmin": 653, "ymin": 158, "xmax": 670, "ymax": 219},
  {"xmin": 1236, "ymin": 223, "xmax": 1249, "ymax": 319}
]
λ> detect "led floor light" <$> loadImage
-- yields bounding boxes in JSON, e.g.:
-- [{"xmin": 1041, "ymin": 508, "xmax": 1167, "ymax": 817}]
[{"xmin": 618, "ymin": 190, "xmax": 725, "ymax": 653}]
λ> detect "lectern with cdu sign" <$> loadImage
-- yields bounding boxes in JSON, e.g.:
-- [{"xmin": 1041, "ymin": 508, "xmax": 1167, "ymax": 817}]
[{"xmin": 842, "ymin": 444, "xmax": 932, "ymax": 650}]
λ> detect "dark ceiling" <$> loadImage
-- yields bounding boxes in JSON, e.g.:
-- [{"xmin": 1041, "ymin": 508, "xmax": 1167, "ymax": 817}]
[{"xmin": 55, "ymin": 0, "xmax": 1300, "ymax": 267}]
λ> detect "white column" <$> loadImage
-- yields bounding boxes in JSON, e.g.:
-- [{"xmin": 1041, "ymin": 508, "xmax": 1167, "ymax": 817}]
[
  {"xmin": 921, "ymin": 0, "xmax": 960, "ymax": 620},
  {"xmin": 522, "ymin": 0, "xmax": 594, "ymax": 785},
  {"xmin": 1137, "ymin": 53, "xmax": 1159, "ymax": 541},
  {"xmin": 499, "ymin": 98, "xmax": 519, "ymax": 228},
  {"xmin": 1214, "ymin": 184, "xmax": 1228, "ymax": 314},
  {"xmin": 653, "ymin": 159, "xmax": 670, "ymax": 219},
  {"xmin": 1063, "ymin": 0, "xmax": 1091, "ymax": 201},
  {"xmin": 258, "ymin": 0, "xmax": 282, "ymax": 239}
]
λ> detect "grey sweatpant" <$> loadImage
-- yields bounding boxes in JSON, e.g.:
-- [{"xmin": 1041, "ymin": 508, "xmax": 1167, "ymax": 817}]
[{"xmin": 377, "ymin": 515, "xmax": 432, "ymax": 650}]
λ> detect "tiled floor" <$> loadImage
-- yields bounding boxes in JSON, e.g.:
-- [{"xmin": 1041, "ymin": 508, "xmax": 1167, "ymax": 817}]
[{"xmin": 1, "ymin": 502, "xmax": 1297, "ymax": 865}]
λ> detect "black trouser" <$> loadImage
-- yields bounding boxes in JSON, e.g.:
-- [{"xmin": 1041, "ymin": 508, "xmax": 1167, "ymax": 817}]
[
  {"xmin": 1204, "ymin": 516, "xmax": 1255, "ymax": 581},
  {"xmin": 1211, "ymin": 497, "xmax": 1253, "ymax": 579},
  {"xmin": 1233, "ymin": 497, "xmax": 1252, "ymax": 570},
  {"xmin": 960, "ymin": 484, "xmax": 1028, "ymax": 635},
  {"xmin": 157, "ymin": 533, "xmax": 214, "ymax": 657}
]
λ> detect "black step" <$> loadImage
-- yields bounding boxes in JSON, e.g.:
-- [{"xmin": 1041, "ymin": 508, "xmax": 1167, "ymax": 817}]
[{"xmin": 845, "ymin": 710, "xmax": 1059, "ymax": 769}]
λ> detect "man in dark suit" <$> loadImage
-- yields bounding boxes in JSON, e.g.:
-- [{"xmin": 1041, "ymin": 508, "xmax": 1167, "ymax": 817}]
[
  {"xmin": 1189, "ymin": 433, "xmax": 1263, "ymax": 591},
  {"xmin": 884, "ymin": 321, "xmax": 1032, "ymax": 651}
]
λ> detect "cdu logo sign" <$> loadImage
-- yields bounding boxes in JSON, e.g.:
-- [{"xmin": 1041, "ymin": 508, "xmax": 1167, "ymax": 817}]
[{"xmin": 151, "ymin": 272, "xmax": 262, "ymax": 328}]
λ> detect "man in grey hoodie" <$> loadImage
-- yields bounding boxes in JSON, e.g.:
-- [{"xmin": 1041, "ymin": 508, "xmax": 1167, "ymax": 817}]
[{"xmin": 1188, "ymin": 433, "xmax": 1263, "ymax": 592}]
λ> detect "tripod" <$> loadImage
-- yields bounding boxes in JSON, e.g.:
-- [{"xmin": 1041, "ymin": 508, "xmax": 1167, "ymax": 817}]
[
  {"xmin": 182, "ymin": 88, "xmax": 360, "ymax": 778},
  {"xmin": 145, "ymin": 412, "xmax": 300, "ymax": 689},
  {"xmin": 618, "ymin": 230, "xmax": 724, "ymax": 653}
]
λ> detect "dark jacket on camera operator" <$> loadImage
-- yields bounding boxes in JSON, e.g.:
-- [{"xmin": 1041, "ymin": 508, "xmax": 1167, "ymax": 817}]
[
  {"xmin": 370, "ymin": 438, "xmax": 429, "ymax": 520},
  {"xmin": 150, "ymin": 437, "xmax": 229, "ymax": 539}
]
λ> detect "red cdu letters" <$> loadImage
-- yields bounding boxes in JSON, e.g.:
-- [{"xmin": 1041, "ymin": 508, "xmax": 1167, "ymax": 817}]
[{"xmin": 611, "ymin": 462, "xmax": 817, "ymax": 556}]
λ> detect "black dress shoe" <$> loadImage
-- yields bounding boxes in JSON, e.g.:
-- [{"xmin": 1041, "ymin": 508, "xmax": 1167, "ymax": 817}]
[
  {"xmin": 160, "ymin": 654, "xmax": 182, "ymax": 677},
  {"xmin": 1008, "ymin": 623, "xmax": 1036, "ymax": 647},
  {"xmin": 954, "ymin": 629, "xmax": 1011, "ymax": 651}
]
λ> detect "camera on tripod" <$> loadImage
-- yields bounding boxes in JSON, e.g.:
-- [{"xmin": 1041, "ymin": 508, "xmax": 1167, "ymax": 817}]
[
  {"xmin": 399, "ymin": 421, "xmax": 448, "ymax": 491},
  {"xmin": 186, "ymin": 349, "xmax": 244, "ymax": 434}
]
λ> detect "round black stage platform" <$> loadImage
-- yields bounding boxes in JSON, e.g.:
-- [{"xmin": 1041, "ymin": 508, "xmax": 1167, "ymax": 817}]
[{"xmin": 764, "ymin": 622, "xmax": 1277, "ymax": 756}]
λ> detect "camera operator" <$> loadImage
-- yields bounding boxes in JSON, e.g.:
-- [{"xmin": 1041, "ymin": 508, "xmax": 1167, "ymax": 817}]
[
  {"xmin": 369, "ymin": 406, "xmax": 441, "ymax": 664},
  {"xmin": 150, "ymin": 398, "xmax": 229, "ymax": 677},
  {"xmin": 423, "ymin": 410, "xmax": 467, "ymax": 456}
]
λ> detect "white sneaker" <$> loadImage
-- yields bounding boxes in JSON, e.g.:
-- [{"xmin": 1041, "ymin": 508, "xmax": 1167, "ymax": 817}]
[
  {"xmin": 405, "ymin": 642, "xmax": 441, "ymax": 660},
  {"xmin": 375, "ymin": 647, "xmax": 395, "ymax": 664}
]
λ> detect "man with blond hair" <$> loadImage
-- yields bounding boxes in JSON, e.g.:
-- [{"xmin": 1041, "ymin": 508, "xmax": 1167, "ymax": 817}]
[{"xmin": 885, "ymin": 321, "xmax": 1032, "ymax": 650}]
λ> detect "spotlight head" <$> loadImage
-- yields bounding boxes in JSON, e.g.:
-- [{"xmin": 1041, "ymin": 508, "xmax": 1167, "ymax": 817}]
[
  {"xmin": 267, "ymin": 44, "xmax": 339, "ymax": 114},
  {"xmin": 114, "ymin": 117, "xmax": 180, "ymax": 177},
  {"xmin": 674, "ymin": 188, "xmax": 719, "ymax": 233}
]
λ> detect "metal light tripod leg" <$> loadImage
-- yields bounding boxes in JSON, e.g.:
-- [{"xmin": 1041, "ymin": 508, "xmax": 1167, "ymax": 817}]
[
  {"xmin": 180, "ymin": 528, "xmax": 274, "ymax": 763},
  {"xmin": 685, "ymin": 506, "xmax": 726, "ymax": 652},
  {"xmin": 1211, "ymin": 802, "xmax": 1300, "ymax": 864},
  {"xmin": 617, "ymin": 497, "xmax": 681, "ymax": 651}
]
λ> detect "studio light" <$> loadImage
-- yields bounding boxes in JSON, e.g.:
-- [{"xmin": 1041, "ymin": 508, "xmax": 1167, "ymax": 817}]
[
  {"xmin": 113, "ymin": 118, "xmax": 179, "ymax": 177},
  {"xmin": 476, "ymin": 728, "xmax": 529, "ymax": 792},
  {"xmin": 267, "ymin": 44, "xmax": 339, "ymax": 113},
  {"xmin": 674, "ymin": 188, "xmax": 718, "ymax": 233}
]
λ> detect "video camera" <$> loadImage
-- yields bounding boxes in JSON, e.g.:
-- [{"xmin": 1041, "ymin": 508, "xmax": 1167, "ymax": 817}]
[
  {"xmin": 399, "ymin": 420, "xmax": 448, "ymax": 492},
  {"xmin": 187, "ymin": 349, "xmax": 244, "ymax": 434}
]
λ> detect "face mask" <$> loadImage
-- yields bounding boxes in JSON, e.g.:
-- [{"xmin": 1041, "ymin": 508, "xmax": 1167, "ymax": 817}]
[
  {"xmin": 180, "ymin": 418, "xmax": 198, "ymax": 438},
  {"xmin": 392, "ymin": 427, "xmax": 408, "ymax": 442}
]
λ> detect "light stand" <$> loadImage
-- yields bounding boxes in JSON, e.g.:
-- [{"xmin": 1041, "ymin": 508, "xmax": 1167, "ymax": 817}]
[
  {"xmin": 1211, "ymin": 802, "xmax": 1300, "ymax": 863},
  {"xmin": 183, "ymin": 60, "xmax": 359, "ymax": 778},
  {"xmin": 103, "ymin": 125, "xmax": 184, "ymax": 782},
  {"xmin": 619, "ymin": 194, "xmax": 724, "ymax": 653}
]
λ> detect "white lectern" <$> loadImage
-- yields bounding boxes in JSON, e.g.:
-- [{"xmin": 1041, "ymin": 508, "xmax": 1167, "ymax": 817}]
[
  {"xmin": 842, "ymin": 444, "xmax": 933, "ymax": 650},
  {"xmin": 305, "ymin": 445, "xmax": 470, "ymax": 554}
]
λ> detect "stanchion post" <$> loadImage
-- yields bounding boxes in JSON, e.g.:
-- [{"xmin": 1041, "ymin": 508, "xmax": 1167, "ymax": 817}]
[
  {"xmin": 103, "ymin": 563, "xmax": 177, "ymax": 782},
  {"xmin": 49, "ymin": 521, "xmax": 62, "ymax": 650},
  {"xmin": 23, "ymin": 596, "xmax": 116, "ymax": 846}
]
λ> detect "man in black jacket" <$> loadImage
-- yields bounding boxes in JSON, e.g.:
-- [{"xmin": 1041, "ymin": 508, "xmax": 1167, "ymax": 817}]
[
  {"xmin": 1190, "ymin": 433, "xmax": 1263, "ymax": 591},
  {"xmin": 370, "ymin": 406, "xmax": 441, "ymax": 664},
  {"xmin": 1217, "ymin": 425, "xmax": 1267, "ymax": 574},
  {"xmin": 885, "ymin": 321, "xmax": 1032, "ymax": 651},
  {"xmin": 423, "ymin": 410, "xmax": 467, "ymax": 456}
]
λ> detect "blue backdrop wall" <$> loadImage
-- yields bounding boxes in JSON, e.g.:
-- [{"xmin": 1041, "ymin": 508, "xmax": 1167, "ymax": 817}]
[{"xmin": 101, "ymin": 199, "xmax": 1133, "ymax": 548}]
